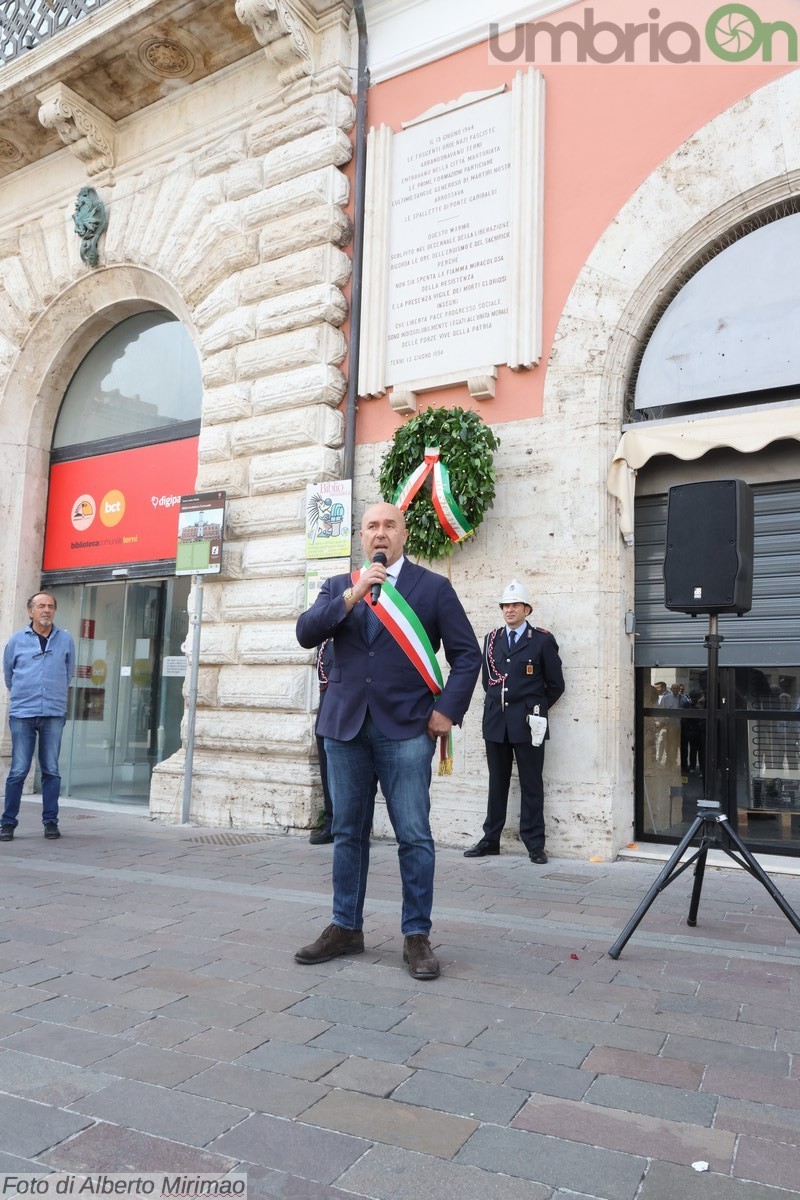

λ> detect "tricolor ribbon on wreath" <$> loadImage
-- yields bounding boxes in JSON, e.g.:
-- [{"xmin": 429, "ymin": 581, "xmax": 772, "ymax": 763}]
[
  {"xmin": 392, "ymin": 446, "xmax": 474, "ymax": 544},
  {"xmin": 351, "ymin": 562, "xmax": 454, "ymax": 774}
]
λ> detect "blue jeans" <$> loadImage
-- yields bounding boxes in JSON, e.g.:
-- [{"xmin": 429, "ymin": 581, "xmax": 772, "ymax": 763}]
[
  {"xmin": 324, "ymin": 715, "xmax": 436, "ymax": 936},
  {"xmin": 2, "ymin": 716, "xmax": 66, "ymax": 828}
]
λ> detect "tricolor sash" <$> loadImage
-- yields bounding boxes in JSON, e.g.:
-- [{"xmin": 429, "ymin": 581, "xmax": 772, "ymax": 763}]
[{"xmin": 351, "ymin": 565, "xmax": 443, "ymax": 695}]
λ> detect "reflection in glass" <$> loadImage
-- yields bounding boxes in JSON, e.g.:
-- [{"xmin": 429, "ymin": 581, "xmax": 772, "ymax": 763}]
[
  {"xmin": 45, "ymin": 577, "xmax": 190, "ymax": 803},
  {"xmin": 639, "ymin": 666, "xmax": 800, "ymax": 851},
  {"xmin": 53, "ymin": 312, "xmax": 202, "ymax": 450}
]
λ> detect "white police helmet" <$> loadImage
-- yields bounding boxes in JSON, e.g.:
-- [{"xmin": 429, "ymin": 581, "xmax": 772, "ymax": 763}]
[{"xmin": 499, "ymin": 579, "xmax": 532, "ymax": 608}]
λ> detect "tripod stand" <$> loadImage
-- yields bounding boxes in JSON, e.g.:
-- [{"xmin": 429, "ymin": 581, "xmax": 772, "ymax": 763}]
[{"xmin": 609, "ymin": 613, "xmax": 800, "ymax": 959}]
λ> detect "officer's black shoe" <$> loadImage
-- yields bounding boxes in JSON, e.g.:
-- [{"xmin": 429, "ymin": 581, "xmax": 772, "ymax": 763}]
[
  {"xmin": 464, "ymin": 840, "xmax": 500, "ymax": 858},
  {"xmin": 529, "ymin": 849, "xmax": 548, "ymax": 865}
]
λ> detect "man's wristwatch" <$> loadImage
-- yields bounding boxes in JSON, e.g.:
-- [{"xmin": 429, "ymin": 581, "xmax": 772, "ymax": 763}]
[{"xmin": 342, "ymin": 587, "xmax": 355, "ymax": 606}]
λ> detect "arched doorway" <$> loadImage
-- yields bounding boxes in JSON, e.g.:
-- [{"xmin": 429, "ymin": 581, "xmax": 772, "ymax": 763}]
[
  {"xmin": 628, "ymin": 211, "xmax": 800, "ymax": 855},
  {"xmin": 41, "ymin": 310, "xmax": 202, "ymax": 803}
]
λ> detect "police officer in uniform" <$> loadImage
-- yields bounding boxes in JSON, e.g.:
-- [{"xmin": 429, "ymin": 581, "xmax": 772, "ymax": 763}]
[{"xmin": 465, "ymin": 579, "xmax": 564, "ymax": 864}]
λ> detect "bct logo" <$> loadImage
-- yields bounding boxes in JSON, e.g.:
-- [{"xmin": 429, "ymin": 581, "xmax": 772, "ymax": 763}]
[{"xmin": 100, "ymin": 489, "xmax": 126, "ymax": 527}]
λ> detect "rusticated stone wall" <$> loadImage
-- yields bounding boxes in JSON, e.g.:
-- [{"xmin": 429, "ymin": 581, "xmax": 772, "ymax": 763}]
[{"xmin": 0, "ymin": 24, "xmax": 358, "ymax": 834}]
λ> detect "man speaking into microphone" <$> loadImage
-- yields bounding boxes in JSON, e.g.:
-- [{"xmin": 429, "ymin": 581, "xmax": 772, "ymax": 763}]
[{"xmin": 295, "ymin": 501, "xmax": 480, "ymax": 979}]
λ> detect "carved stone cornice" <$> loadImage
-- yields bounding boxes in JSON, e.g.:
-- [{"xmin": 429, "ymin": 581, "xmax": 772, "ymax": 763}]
[
  {"xmin": 37, "ymin": 83, "xmax": 117, "ymax": 178},
  {"xmin": 235, "ymin": 0, "xmax": 317, "ymax": 83}
]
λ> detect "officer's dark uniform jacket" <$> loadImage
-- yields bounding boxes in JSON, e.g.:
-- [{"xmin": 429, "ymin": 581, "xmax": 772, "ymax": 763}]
[{"xmin": 482, "ymin": 621, "xmax": 565, "ymax": 743}]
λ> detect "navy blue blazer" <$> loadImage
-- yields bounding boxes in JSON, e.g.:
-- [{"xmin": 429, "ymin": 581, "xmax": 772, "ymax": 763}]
[
  {"xmin": 482, "ymin": 622, "xmax": 564, "ymax": 744},
  {"xmin": 297, "ymin": 560, "xmax": 481, "ymax": 741}
]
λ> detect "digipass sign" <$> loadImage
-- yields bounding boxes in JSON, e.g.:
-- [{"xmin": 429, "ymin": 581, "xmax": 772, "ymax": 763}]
[{"xmin": 43, "ymin": 438, "xmax": 199, "ymax": 573}]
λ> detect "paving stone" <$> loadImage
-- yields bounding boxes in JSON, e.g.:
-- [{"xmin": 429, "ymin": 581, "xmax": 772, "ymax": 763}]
[
  {"xmin": 701, "ymin": 1064, "xmax": 800, "ymax": 1108},
  {"xmin": 471, "ymin": 1026, "xmax": 592, "ymax": 1067},
  {"xmin": 391, "ymin": 1068, "xmax": 526, "ymax": 1123},
  {"xmin": 154, "ymin": 995, "xmax": 258, "ymax": 1028},
  {"xmin": 237, "ymin": 1162, "xmax": 373, "ymax": 1200},
  {"xmin": 98, "ymin": 1043, "xmax": 211, "ymax": 1086},
  {"xmin": 309, "ymin": 1025, "xmax": 428, "ymax": 1064},
  {"xmin": 532, "ymin": 1013, "xmax": 668, "ymax": 1054},
  {"xmin": 2, "ymin": 1023, "xmax": 124, "ymax": 1065},
  {"xmin": 0, "ymin": 1152, "xmax": 51, "ymax": 1173},
  {"xmin": 42, "ymin": 1122, "xmax": 237, "ymax": 1173},
  {"xmin": 114, "ymin": 986, "xmax": 189, "ymax": 1011},
  {"xmin": 321, "ymin": 1055, "xmax": 413, "ymax": 1097},
  {"xmin": 504, "ymin": 1058, "xmax": 594, "ymax": 1099},
  {"xmin": 178, "ymin": 1062, "xmax": 328, "ymax": 1117},
  {"xmin": 173, "ymin": 1025, "xmax": 268, "ymax": 1059},
  {"xmin": 287, "ymin": 994, "xmax": 406, "ymax": 1032},
  {"xmin": 238, "ymin": 1039, "xmax": 347, "ymax": 1080},
  {"xmin": 338, "ymin": 1142, "xmax": 551, "ymax": 1200},
  {"xmin": 211, "ymin": 1112, "xmax": 370, "ymax": 1181},
  {"xmin": 227, "ymin": 984, "xmax": 303, "ymax": 1014},
  {"xmin": 638, "ymin": 1159, "xmax": 791, "ymax": 1200},
  {"xmin": 0, "ymin": 1092, "xmax": 92, "ymax": 1158},
  {"xmin": 714, "ymin": 1096, "xmax": 800, "ymax": 1146},
  {"xmin": 0, "ymin": 1048, "xmax": 114, "ymax": 1104},
  {"xmin": 300, "ymin": 1090, "xmax": 478, "ymax": 1157},
  {"xmin": 0, "ymin": 1010, "xmax": 35, "ymax": 1037},
  {"xmin": 69, "ymin": 1077, "xmax": 247, "ymax": 1145},
  {"xmin": 512, "ymin": 1093, "xmax": 735, "ymax": 1172},
  {"xmin": 0, "ymin": 985, "xmax": 59, "ymax": 1013},
  {"xmin": 231, "ymin": 1010, "xmax": 333, "ymax": 1044},
  {"xmin": 120, "ymin": 1015, "xmax": 208, "ymax": 1047},
  {"xmin": 582, "ymin": 1045, "xmax": 705, "ymax": 1090},
  {"xmin": 311, "ymin": 975, "xmax": 419, "ymax": 1009},
  {"xmin": 616, "ymin": 1004, "xmax": 778, "ymax": 1048},
  {"xmin": 661, "ymin": 1034, "xmax": 791, "ymax": 1076},
  {"xmin": 405, "ymin": 1041, "xmax": 521, "ymax": 1083},
  {"xmin": 0, "ymin": 963, "xmax": 67, "ymax": 986},
  {"xmin": 455, "ymin": 1124, "xmax": 647, "ymax": 1199},
  {"xmin": 585, "ymin": 1073, "xmax": 718, "ymax": 1125},
  {"xmin": 734, "ymin": 1136, "xmax": 800, "ymax": 1192}
]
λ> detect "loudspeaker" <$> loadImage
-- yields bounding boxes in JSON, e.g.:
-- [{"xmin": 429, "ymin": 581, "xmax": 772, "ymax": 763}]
[{"xmin": 663, "ymin": 479, "xmax": 754, "ymax": 615}]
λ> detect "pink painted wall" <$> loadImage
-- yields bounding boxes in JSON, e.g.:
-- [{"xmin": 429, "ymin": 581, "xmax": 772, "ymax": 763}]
[{"xmin": 354, "ymin": 9, "xmax": 793, "ymax": 445}]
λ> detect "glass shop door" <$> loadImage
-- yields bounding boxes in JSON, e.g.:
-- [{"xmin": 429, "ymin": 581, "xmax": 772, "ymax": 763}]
[{"xmin": 55, "ymin": 577, "xmax": 189, "ymax": 803}]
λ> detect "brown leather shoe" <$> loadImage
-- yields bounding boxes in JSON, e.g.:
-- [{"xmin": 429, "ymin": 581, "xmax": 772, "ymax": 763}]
[
  {"xmin": 403, "ymin": 934, "xmax": 440, "ymax": 979},
  {"xmin": 295, "ymin": 923, "xmax": 364, "ymax": 964}
]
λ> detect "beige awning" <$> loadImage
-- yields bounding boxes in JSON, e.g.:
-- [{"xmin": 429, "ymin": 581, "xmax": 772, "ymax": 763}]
[{"xmin": 607, "ymin": 406, "xmax": 800, "ymax": 545}]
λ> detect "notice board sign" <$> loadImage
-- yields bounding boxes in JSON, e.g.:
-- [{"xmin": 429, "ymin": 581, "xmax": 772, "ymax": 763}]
[{"xmin": 176, "ymin": 491, "xmax": 226, "ymax": 576}]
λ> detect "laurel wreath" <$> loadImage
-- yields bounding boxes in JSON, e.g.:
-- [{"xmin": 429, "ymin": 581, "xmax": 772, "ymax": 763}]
[{"xmin": 378, "ymin": 407, "xmax": 499, "ymax": 560}]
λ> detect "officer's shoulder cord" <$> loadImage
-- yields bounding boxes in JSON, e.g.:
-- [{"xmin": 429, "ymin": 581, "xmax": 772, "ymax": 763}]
[{"xmin": 485, "ymin": 628, "xmax": 507, "ymax": 689}]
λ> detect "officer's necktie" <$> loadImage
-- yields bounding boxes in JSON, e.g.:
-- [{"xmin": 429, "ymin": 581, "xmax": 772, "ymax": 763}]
[
  {"xmin": 364, "ymin": 602, "xmax": 382, "ymax": 644},
  {"xmin": 508, "ymin": 629, "xmax": 517, "ymax": 650}
]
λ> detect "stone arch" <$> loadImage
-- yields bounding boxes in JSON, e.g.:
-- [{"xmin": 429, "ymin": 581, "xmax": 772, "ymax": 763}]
[
  {"xmin": 541, "ymin": 69, "xmax": 800, "ymax": 853},
  {"xmin": 0, "ymin": 265, "xmax": 196, "ymax": 642}
]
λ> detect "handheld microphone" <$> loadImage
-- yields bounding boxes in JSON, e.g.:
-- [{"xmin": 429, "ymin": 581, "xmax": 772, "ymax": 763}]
[{"xmin": 370, "ymin": 551, "xmax": 387, "ymax": 606}]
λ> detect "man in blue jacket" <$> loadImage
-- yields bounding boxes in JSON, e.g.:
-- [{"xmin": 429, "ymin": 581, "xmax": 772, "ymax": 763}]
[
  {"xmin": 1, "ymin": 592, "xmax": 75, "ymax": 841},
  {"xmin": 295, "ymin": 501, "xmax": 480, "ymax": 979}
]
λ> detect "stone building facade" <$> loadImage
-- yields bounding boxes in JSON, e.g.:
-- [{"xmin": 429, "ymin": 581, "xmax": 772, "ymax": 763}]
[
  {"xmin": 0, "ymin": 0, "xmax": 358, "ymax": 830},
  {"xmin": 3, "ymin": 0, "xmax": 800, "ymax": 862}
]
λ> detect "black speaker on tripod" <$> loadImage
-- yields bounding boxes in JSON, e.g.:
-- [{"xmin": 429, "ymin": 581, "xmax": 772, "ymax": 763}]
[
  {"xmin": 610, "ymin": 476, "xmax": 800, "ymax": 960},
  {"xmin": 663, "ymin": 479, "xmax": 754, "ymax": 615}
]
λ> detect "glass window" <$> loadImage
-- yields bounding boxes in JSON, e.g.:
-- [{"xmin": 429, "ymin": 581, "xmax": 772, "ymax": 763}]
[
  {"xmin": 637, "ymin": 665, "xmax": 800, "ymax": 852},
  {"xmin": 53, "ymin": 312, "xmax": 202, "ymax": 451}
]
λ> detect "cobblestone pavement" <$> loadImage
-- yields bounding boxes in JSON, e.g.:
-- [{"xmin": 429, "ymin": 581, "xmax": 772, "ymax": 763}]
[{"xmin": 1, "ymin": 798, "xmax": 800, "ymax": 1198}]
